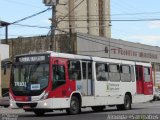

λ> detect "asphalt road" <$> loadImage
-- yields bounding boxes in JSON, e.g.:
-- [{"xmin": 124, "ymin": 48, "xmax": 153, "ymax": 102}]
[{"xmin": 0, "ymin": 100, "xmax": 160, "ymax": 120}]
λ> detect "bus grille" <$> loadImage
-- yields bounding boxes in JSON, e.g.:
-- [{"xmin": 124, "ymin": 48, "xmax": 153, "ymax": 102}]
[{"xmin": 16, "ymin": 103, "xmax": 37, "ymax": 108}]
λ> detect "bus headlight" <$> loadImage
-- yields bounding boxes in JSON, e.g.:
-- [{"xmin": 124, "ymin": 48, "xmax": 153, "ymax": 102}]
[
  {"xmin": 40, "ymin": 92, "xmax": 49, "ymax": 100},
  {"xmin": 43, "ymin": 102, "xmax": 48, "ymax": 106}
]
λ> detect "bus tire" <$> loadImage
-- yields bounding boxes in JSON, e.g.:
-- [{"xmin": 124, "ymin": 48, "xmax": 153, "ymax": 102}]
[
  {"xmin": 116, "ymin": 94, "xmax": 132, "ymax": 110},
  {"xmin": 66, "ymin": 96, "xmax": 81, "ymax": 115},
  {"xmin": 124, "ymin": 94, "xmax": 132, "ymax": 110},
  {"xmin": 91, "ymin": 106, "xmax": 105, "ymax": 112},
  {"xmin": 34, "ymin": 110, "xmax": 45, "ymax": 116}
]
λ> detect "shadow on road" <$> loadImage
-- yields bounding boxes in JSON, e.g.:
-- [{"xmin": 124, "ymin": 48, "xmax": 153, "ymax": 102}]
[{"xmin": 18, "ymin": 107, "xmax": 145, "ymax": 118}]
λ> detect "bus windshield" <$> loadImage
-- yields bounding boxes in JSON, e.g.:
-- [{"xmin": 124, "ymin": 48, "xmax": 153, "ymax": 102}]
[{"xmin": 11, "ymin": 63, "xmax": 49, "ymax": 96}]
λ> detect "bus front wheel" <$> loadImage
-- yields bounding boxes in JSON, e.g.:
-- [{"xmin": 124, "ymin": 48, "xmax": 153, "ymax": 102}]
[{"xmin": 66, "ymin": 96, "xmax": 81, "ymax": 115}]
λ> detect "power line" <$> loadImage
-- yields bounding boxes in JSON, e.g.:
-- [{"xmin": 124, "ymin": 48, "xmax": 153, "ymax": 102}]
[
  {"xmin": 12, "ymin": 23, "xmax": 50, "ymax": 29},
  {"xmin": 10, "ymin": 7, "xmax": 51, "ymax": 25},
  {"xmin": 57, "ymin": 11, "xmax": 160, "ymax": 19},
  {"xmin": 57, "ymin": 0, "xmax": 85, "ymax": 24},
  {"xmin": 59, "ymin": 18, "xmax": 160, "ymax": 22}
]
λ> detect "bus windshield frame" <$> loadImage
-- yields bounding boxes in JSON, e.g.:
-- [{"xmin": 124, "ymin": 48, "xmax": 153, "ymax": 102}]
[{"xmin": 10, "ymin": 54, "xmax": 50, "ymax": 96}]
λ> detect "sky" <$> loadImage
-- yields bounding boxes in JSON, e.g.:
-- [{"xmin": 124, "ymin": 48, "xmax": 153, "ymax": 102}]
[{"xmin": 0, "ymin": 0, "xmax": 160, "ymax": 46}]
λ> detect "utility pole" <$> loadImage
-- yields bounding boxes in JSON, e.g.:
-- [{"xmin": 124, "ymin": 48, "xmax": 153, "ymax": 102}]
[
  {"xmin": 43, "ymin": 0, "xmax": 58, "ymax": 51},
  {"xmin": 50, "ymin": 5, "xmax": 56, "ymax": 51},
  {"xmin": 0, "ymin": 21, "xmax": 10, "ymax": 44}
]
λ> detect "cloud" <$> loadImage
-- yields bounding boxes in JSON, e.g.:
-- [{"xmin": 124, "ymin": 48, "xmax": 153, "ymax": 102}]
[
  {"xmin": 127, "ymin": 35, "xmax": 160, "ymax": 46},
  {"xmin": 43, "ymin": 19, "xmax": 51, "ymax": 24},
  {"xmin": 148, "ymin": 21, "xmax": 160, "ymax": 29}
]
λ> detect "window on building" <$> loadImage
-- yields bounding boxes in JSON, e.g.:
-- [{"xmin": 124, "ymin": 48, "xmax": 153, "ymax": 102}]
[{"xmin": 96, "ymin": 63, "xmax": 108, "ymax": 81}]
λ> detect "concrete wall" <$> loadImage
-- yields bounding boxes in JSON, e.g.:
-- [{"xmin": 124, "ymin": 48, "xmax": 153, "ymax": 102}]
[
  {"xmin": 56, "ymin": 0, "xmax": 111, "ymax": 37},
  {"xmin": 1, "ymin": 34, "xmax": 76, "ymax": 59}
]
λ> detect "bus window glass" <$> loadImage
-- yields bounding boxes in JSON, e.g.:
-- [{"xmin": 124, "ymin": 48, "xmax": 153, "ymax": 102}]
[
  {"xmin": 68, "ymin": 60, "xmax": 81, "ymax": 80},
  {"xmin": 52, "ymin": 65, "xmax": 65, "ymax": 89},
  {"xmin": 131, "ymin": 66, "xmax": 135, "ymax": 82},
  {"xmin": 11, "ymin": 63, "xmax": 49, "ymax": 96},
  {"xmin": 144, "ymin": 67, "xmax": 150, "ymax": 82},
  {"xmin": 109, "ymin": 64, "xmax": 120, "ymax": 82},
  {"xmin": 82, "ymin": 62, "xmax": 87, "ymax": 79},
  {"xmin": 121, "ymin": 65, "xmax": 131, "ymax": 82},
  {"xmin": 88, "ymin": 63, "xmax": 92, "ymax": 79},
  {"xmin": 96, "ymin": 63, "xmax": 108, "ymax": 81}
]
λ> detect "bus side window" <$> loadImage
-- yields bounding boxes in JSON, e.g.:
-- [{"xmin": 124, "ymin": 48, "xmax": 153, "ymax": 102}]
[
  {"xmin": 144, "ymin": 67, "xmax": 150, "ymax": 82},
  {"xmin": 96, "ymin": 63, "xmax": 108, "ymax": 81},
  {"xmin": 68, "ymin": 60, "xmax": 81, "ymax": 80},
  {"xmin": 88, "ymin": 63, "xmax": 92, "ymax": 79},
  {"xmin": 121, "ymin": 65, "xmax": 131, "ymax": 82},
  {"xmin": 131, "ymin": 66, "xmax": 135, "ymax": 82},
  {"xmin": 109, "ymin": 64, "xmax": 120, "ymax": 82},
  {"xmin": 52, "ymin": 65, "xmax": 66, "ymax": 90}
]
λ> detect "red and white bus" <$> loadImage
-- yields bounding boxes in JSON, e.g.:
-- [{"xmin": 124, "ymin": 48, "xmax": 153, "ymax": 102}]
[{"xmin": 9, "ymin": 51, "xmax": 153, "ymax": 115}]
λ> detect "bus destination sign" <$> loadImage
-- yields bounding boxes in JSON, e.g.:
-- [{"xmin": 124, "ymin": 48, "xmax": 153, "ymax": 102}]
[{"xmin": 18, "ymin": 56, "xmax": 47, "ymax": 62}]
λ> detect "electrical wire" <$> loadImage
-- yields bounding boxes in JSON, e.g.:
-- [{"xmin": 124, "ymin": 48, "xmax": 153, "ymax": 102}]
[
  {"xmin": 57, "ymin": 0, "xmax": 85, "ymax": 24},
  {"xmin": 10, "ymin": 7, "xmax": 51, "ymax": 25},
  {"xmin": 58, "ymin": 18, "xmax": 160, "ymax": 22},
  {"xmin": 13, "ymin": 23, "xmax": 50, "ymax": 29}
]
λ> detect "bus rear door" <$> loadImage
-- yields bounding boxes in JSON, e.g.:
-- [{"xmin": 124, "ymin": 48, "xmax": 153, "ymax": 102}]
[
  {"xmin": 136, "ymin": 65, "xmax": 153, "ymax": 95},
  {"xmin": 136, "ymin": 65, "xmax": 144, "ymax": 94},
  {"xmin": 143, "ymin": 67, "xmax": 153, "ymax": 95}
]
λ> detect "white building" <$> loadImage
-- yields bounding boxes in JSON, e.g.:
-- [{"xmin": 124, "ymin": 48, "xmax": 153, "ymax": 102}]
[
  {"xmin": 0, "ymin": 44, "xmax": 9, "ymax": 60},
  {"xmin": 56, "ymin": 0, "xmax": 111, "ymax": 37}
]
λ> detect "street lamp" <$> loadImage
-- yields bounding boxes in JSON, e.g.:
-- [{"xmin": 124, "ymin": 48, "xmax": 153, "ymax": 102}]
[{"xmin": 0, "ymin": 21, "xmax": 10, "ymax": 44}]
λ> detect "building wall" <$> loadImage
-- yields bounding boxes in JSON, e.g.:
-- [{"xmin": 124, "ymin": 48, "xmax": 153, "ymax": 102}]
[
  {"xmin": 76, "ymin": 33, "xmax": 160, "ymax": 63},
  {"xmin": 0, "ymin": 56, "xmax": 1, "ymax": 97},
  {"xmin": 0, "ymin": 44, "xmax": 9, "ymax": 60},
  {"xmin": 56, "ymin": 0, "xmax": 111, "ymax": 37},
  {"xmin": 1, "ymin": 34, "xmax": 76, "ymax": 59}
]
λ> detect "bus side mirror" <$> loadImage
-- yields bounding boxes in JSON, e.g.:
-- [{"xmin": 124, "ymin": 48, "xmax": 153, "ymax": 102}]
[
  {"xmin": 4, "ymin": 63, "xmax": 7, "ymax": 75},
  {"xmin": 3, "ymin": 61, "xmax": 12, "ymax": 75}
]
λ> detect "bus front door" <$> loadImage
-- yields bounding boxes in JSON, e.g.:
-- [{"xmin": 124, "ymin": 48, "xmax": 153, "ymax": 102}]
[
  {"xmin": 136, "ymin": 65, "xmax": 153, "ymax": 95},
  {"xmin": 82, "ymin": 62, "xmax": 93, "ymax": 96}
]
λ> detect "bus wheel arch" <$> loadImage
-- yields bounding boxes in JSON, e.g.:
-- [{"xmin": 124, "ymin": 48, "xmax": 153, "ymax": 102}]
[
  {"xmin": 116, "ymin": 92, "xmax": 132, "ymax": 110},
  {"xmin": 67, "ymin": 92, "xmax": 82, "ymax": 115}
]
